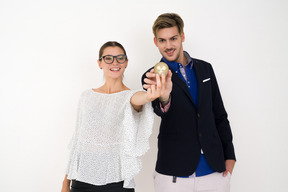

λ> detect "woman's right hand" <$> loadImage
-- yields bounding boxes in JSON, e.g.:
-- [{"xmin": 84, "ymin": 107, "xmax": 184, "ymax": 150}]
[
  {"xmin": 61, "ymin": 175, "xmax": 71, "ymax": 192},
  {"xmin": 61, "ymin": 185, "xmax": 70, "ymax": 192}
]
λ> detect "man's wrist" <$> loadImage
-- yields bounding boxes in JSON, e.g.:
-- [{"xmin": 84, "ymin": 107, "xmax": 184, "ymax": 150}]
[{"xmin": 159, "ymin": 95, "xmax": 170, "ymax": 105}]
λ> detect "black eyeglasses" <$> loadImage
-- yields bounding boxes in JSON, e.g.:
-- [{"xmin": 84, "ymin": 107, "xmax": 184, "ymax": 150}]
[{"xmin": 99, "ymin": 54, "xmax": 127, "ymax": 64}]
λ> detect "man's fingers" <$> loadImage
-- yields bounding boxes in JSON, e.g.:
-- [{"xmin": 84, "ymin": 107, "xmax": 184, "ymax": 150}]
[
  {"xmin": 222, "ymin": 170, "xmax": 230, "ymax": 177},
  {"xmin": 151, "ymin": 85, "xmax": 156, "ymax": 95},
  {"xmin": 143, "ymin": 84, "xmax": 152, "ymax": 89},
  {"xmin": 147, "ymin": 87, "xmax": 152, "ymax": 96},
  {"xmin": 158, "ymin": 73, "xmax": 165, "ymax": 95},
  {"xmin": 146, "ymin": 69, "xmax": 156, "ymax": 78},
  {"xmin": 146, "ymin": 73, "xmax": 155, "ymax": 78},
  {"xmin": 156, "ymin": 74, "xmax": 161, "ymax": 89},
  {"xmin": 167, "ymin": 70, "xmax": 172, "ymax": 80},
  {"xmin": 144, "ymin": 78, "xmax": 157, "ymax": 85}
]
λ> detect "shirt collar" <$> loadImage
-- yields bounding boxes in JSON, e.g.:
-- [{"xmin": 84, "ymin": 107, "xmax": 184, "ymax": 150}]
[{"xmin": 161, "ymin": 51, "xmax": 193, "ymax": 71}]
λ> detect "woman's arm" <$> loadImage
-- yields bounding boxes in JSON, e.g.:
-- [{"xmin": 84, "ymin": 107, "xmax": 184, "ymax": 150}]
[
  {"xmin": 61, "ymin": 175, "xmax": 71, "ymax": 192},
  {"xmin": 130, "ymin": 91, "xmax": 152, "ymax": 111}
]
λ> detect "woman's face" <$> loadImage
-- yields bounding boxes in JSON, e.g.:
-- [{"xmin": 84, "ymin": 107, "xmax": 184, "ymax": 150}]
[{"xmin": 98, "ymin": 46, "xmax": 128, "ymax": 80}]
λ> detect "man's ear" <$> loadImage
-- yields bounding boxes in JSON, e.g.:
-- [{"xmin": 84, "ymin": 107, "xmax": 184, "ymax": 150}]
[
  {"xmin": 154, "ymin": 37, "xmax": 158, "ymax": 47},
  {"xmin": 181, "ymin": 32, "xmax": 185, "ymax": 42}
]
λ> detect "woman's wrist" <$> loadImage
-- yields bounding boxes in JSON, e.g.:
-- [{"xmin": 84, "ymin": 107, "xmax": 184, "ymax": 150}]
[{"xmin": 62, "ymin": 178, "xmax": 70, "ymax": 187}]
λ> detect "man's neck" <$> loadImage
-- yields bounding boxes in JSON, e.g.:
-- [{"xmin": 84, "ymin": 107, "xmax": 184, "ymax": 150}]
[{"xmin": 176, "ymin": 51, "xmax": 188, "ymax": 68}]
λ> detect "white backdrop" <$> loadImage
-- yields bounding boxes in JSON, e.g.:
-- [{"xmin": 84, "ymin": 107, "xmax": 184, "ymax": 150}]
[{"xmin": 1, "ymin": 0, "xmax": 288, "ymax": 191}]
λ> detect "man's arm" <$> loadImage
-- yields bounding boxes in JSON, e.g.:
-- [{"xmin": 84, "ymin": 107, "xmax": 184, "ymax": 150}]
[
  {"xmin": 209, "ymin": 64, "xmax": 236, "ymax": 175},
  {"xmin": 223, "ymin": 159, "xmax": 236, "ymax": 176},
  {"xmin": 141, "ymin": 68, "xmax": 173, "ymax": 116}
]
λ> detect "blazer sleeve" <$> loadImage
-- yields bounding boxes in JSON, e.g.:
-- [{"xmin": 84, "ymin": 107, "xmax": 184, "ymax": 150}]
[
  {"xmin": 141, "ymin": 67, "xmax": 166, "ymax": 117},
  {"xmin": 210, "ymin": 64, "xmax": 236, "ymax": 161}
]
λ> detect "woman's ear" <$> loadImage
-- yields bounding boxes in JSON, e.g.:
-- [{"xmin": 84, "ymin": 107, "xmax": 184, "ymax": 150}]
[{"xmin": 97, "ymin": 60, "xmax": 102, "ymax": 69}]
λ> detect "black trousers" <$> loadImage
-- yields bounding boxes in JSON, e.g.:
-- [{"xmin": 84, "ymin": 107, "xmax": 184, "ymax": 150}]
[{"xmin": 71, "ymin": 180, "xmax": 135, "ymax": 192}]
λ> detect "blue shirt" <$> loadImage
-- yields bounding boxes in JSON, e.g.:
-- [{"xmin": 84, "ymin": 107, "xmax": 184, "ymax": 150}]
[{"xmin": 161, "ymin": 51, "xmax": 215, "ymax": 177}]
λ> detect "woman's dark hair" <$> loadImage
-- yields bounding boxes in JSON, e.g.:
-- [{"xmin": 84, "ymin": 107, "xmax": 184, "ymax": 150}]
[{"xmin": 99, "ymin": 41, "xmax": 127, "ymax": 60}]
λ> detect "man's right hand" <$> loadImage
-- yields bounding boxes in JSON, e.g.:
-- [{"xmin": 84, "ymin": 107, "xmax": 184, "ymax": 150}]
[{"xmin": 143, "ymin": 68, "xmax": 173, "ymax": 103}]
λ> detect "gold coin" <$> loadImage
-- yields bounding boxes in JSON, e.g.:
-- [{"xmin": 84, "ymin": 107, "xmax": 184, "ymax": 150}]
[{"xmin": 154, "ymin": 62, "xmax": 169, "ymax": 76}]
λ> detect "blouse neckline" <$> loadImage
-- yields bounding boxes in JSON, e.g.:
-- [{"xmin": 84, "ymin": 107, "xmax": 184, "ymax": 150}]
[{"xmin": 90, "ymin": 89, "xmax": 131, "ymax": 95}]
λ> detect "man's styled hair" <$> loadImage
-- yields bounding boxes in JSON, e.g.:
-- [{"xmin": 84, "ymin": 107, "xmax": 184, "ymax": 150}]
[{"xmin": 152, "ymin": 13, "xmax": 184, "ymax": 37}]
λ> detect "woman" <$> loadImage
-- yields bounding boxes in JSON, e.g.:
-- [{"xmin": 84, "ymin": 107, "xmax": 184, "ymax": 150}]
[{"xmin": 61, "ymin": 41, "xmax": 165, "ymax": 192}]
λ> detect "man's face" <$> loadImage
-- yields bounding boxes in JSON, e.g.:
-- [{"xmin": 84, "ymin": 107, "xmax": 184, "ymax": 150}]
[{"xmin": 154, "ymin": 26, "xmax": 185, "ymax": 63}]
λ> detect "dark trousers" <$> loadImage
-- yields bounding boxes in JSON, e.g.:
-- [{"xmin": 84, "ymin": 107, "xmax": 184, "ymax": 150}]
[{"xmin": 71, "ymin": 180, "xmax": 135, "ymax": 192}]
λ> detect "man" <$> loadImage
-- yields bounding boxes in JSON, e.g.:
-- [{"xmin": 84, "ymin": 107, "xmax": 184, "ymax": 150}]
[{"xmin": 142, "ymin": 13, "xmax": 236, "ymax": 192}]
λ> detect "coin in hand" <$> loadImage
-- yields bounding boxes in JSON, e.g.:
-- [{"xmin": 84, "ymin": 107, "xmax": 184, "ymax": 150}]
[{"xmin": 154, "ymin": 62, "xmax": 169, "ymax": 76}]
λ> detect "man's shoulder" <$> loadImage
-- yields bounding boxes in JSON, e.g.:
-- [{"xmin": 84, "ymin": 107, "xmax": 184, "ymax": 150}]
[
  {"xmin": 192, "ymin": 57, "xmax": 212, "ymax": 67},
  {"xmin": 191, "ymin": 57, "xmax": 215, "ymax": 74}
]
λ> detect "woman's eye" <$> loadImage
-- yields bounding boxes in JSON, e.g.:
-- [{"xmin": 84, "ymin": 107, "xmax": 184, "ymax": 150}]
[{"xmin": 105, "ymin": 57, "xmax": 113, "ymax": 61}]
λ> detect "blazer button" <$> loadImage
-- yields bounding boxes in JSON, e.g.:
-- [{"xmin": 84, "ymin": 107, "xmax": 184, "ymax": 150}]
[
  {"xmin": 197, "ymin": 113, "xmax": 200, "ymax": 118},
  {"xmin": 199, "ymin": 133, "xmax": 202, "ymax": 137}
]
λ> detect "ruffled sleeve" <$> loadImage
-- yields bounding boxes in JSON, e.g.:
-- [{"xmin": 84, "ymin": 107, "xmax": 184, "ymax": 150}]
[
  {"xmin": 65, "ymin": 92, "xmax": 85, "ymax": 179},
  {"xmin": 120, "ymin": 90, "xmax": 154, "ymax": 188}
]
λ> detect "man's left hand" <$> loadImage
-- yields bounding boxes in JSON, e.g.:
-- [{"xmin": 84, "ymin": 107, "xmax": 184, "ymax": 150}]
[{"xmin": 223, "ymin": 159, "xmax": 236, "ymax": 177}]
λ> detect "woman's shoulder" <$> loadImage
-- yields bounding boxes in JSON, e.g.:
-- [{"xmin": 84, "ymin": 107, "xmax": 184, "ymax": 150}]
[{"xmin": 80, "ymin": 89, "xmax": 93, "ymax": 96}]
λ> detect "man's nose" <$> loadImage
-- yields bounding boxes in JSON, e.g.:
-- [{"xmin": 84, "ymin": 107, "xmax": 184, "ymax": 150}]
[{"xmin": 165, "ymin": 41, "xmax": 172, "ymax": 49}]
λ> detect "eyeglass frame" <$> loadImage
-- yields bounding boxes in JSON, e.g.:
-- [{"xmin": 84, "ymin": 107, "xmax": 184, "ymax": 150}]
[{"xmin": 99, "ymin": 54, "xmax": 127, "ymax": 64}]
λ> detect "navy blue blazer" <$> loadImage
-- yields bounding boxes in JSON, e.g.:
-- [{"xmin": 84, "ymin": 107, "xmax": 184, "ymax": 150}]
[{"xmin": 141, "ymin": 58, "xmax": 236, "ymax": 176}]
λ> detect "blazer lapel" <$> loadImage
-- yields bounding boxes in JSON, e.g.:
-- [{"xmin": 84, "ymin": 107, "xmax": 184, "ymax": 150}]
[
  {"xmin": 171, "ymin": 69, "xmax": 197, "ymax": 109},
  {"xmin": 193, "ymin": 62, "xmax": 203, "ymax": 108}
]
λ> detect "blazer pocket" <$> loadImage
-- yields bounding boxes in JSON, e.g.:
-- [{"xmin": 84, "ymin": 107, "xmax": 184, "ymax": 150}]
[{"xmin": 203, "ymin": 78, "xmax": 211, "ymax": 83}]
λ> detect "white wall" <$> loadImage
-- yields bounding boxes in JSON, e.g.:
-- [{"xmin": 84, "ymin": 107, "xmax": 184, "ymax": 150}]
[{"xmin": 1, "ymin": 0, "xmax": 288, "ymax": 191}]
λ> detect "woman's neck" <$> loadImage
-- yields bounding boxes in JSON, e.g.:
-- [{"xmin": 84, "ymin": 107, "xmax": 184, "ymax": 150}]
[{"xmin": 94, "ymin": 78, "xmax": 129, "ymax": 94}]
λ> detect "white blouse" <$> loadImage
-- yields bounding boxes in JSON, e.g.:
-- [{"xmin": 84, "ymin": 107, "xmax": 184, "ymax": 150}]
[{"xmin": 66, "ymin": 89, "xmax": 154, "ymax": 188}]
